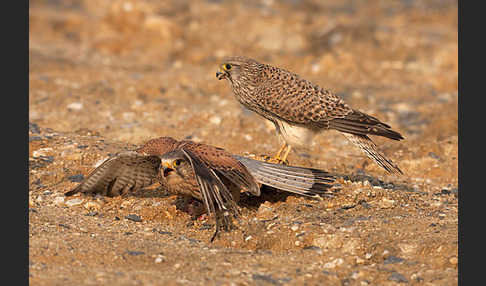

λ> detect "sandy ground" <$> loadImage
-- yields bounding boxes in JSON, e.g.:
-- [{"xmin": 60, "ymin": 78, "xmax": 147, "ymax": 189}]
[{"xmin": 29, "ymin": 0, "xmax": 458, "ymax": 285}]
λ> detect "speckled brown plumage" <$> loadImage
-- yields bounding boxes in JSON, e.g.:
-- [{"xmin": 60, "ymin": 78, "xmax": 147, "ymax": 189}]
[
  {"xmin": 66, "ymin": 136, "xmax": 335, "ymax": 241},
  {"xmin": 216, "ymin": 56, "xmax": 404, "ymax": 174}
]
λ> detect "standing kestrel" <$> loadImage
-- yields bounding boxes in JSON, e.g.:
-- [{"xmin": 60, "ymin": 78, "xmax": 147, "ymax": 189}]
[
  {"xmin": 216, "ymin": 56, "xmax": 404, "ymax": 175},
  {"xmin": 66, "ymin": 136, "xmax": 335, "ymax": 241}
]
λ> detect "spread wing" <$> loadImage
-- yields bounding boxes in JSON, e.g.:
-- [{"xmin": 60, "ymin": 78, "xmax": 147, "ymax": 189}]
[
  {"xmin": 180, "ymin": 141, "xmax": 260, "ymax": 196},
  {"xmin": 179, "ymin": 148, "xmax": 239, "ymax": 216},
  {"xmin": 65, "ymin": 151, "xmax": 162, "ymax": 197}
]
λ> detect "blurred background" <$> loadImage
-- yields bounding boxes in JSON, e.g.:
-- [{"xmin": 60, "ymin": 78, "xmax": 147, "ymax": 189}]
[{"xmin": 29, "ymin": 0, "xmax": 458, "ymax": 179}]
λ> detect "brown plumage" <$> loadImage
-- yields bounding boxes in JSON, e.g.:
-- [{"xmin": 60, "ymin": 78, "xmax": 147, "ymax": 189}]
[
  {"xmin": 66, "ymin": 136, "xmax": 335, "ymax": 241},
  {"xmin": 216, "ymin": 56, "xmax": 404, "ymax": 174}
]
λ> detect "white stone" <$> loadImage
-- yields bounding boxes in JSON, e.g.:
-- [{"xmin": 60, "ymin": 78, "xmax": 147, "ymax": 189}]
[
  {"xmin": 53, "ymin": 196, "xmax": 65, "ymax": 206},
  {"xmin": 67, "ymin": 102, "xmax": 83, "ymax": 111},
  {"xmin": 66, "ymin": 198, "xmax": 83, "ymax": 206}
]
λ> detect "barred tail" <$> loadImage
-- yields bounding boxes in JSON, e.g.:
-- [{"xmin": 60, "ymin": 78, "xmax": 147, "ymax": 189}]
[{"xmin": 343, "ymin": 133, "xmax": 403, "ymax": 175}]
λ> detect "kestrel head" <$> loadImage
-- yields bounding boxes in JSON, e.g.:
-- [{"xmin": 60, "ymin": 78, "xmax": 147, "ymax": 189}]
[
  {"xmin": 216, "ymin": 56, "xmax": 260, "ymax": 83},
  {"xmin": 159, "ymin": 150, "xmax": 194, "ymax": 184}
]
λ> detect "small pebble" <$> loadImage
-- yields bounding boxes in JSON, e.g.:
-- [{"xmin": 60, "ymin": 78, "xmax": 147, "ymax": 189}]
[
  {"xmin": 252, "ymin": 274, "xmax": 280, "ymax": 285},
  {"xmin": 66, "ymin": 198, "xmax": 83, "ymax": 206},
  {"xmin": 379, "ymin": 198, "xmax": 395, "ymax": 209},
  {"xmin": 323, "ymin": 258, "xmax": 344, "ymax": 269},
  {"xmin": 67, "ymin": 102, "xmax": 83, "ymax": 111},
  {"xmin": 209, "ymin": 116, "xmax": 222, "ymax": 125},
  {"xmin": 384, "ymin": 255, "xmax": 405, "ymax": 264},
  {"xmin": 120, "ymin": 201, "xmax": 132, "ymax": 209},
  {"xmin": 388, "ymin": 272, "xmax": 408, "ymax": 283},
  {"xmin": 53, "ymin": 196, "xmax": 65, "ymax": 206},
  {"xmin": 155, "ymin": 255, "xmax": 165, "ymax": 263},
  {"xmin": 125, "ymin": 214, "xmax": 142, "ymax": 222},
  {"xmin": 29, "ymin": 136, "xmax": 43, "ymax": 142},
  {"xmin": 126, "ymin": 251, "xmax": 144, "ymax": 256},
  {"xmin": 84, "ymin": 201, "xmax": 101, "ymax": 211},
  {"xmin": 68, "ymin": 174, "xmax": 85, "ymax": 183}
]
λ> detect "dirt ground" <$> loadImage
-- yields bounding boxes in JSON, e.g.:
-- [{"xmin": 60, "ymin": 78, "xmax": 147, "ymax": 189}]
[{"xmin": 29, "ymin": 0, "xmax": 458, "ymax": 285}]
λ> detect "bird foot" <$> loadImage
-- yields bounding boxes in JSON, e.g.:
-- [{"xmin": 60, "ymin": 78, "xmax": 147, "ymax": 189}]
[{"xmin": 254, "ymin": 154, "xmax": 289, "ymax": 165}]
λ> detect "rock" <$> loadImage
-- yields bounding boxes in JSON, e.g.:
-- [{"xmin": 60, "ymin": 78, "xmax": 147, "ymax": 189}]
[
  {"xmin": 398, "ymin": 243, "xmax": 418, "ymax": 257},
  {"xmin": 53, "ymin": 196, "xmax": 65, "ymax": 206},
  {"xmin": 154, "ymin": 255, "xmax": 165, "ymax": 263},
  {"xmin": 65, "ymin": 198, "xmax": 83, "ymax": 207},
  {"xmin": 29, "ymin": 122, "xmax": 41, "ymax": 134},
  {"xmin": 355, "ymin": 257, "xmax": 365, "ymax": 264},
  {"xmin": 32, "ymin": 148, "xmax": 53, "ymax": 158},
  {"xmin": 323, "ymin": 258, "xmax": 344, "ymax": 269},
  {"xmin": 388, "ymin": 272, "xmax": 408, "ymax": 283},
  {"xmin": 29, "ymin": 136, "xmax": 43, "ymax": 142},
  {"xmin": 209, "ymin": 116, "xmax": 222, "ymax": 125},
  {"xmin": 84, "ymin": 202, "xmax": 101, "ymax": 211},
  {"xmin": 384, "ymin": 255, "xmax": 405, "ymax": 264},
  {"xmin": 126, "ymin": 251, "xmax": 144, "ymax": 256},
  {"xmin": 379, "ymin": 197, "xmax": 396, "ymax": 209},
  {"xmin": 68, "ymin": 174, "xmax": 85, "ymax": 183},
  {"xmin": 303, "ymin": 246, "xmax": 323, "ymax": 255},
  {"xmin": 313, "ymin": 233, "xmax": 359, "ymax": 253},
  {"xmin": 125, "ymin": 214, "xmax": 142, "ymax": 222},
  {"xmin": 67, "ymin": 102, "xmax": 83, "ymax": 111},
  {"xmin": 252, "ymin": 274, "xmax": 281, "ymax": 285},
  {"xmin": 120, "ymin": 200, "xmax": 133, "ymax": 209}
]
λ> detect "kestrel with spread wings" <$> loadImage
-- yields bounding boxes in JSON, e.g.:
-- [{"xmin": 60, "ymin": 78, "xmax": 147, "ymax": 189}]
[{"xmin": 66, "ymin": 136, "xmax": 335, "ymax": 241}]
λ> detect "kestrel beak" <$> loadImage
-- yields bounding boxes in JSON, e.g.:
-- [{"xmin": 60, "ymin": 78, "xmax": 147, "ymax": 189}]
[
  {"xmin": 216, "ymin": 70, "xmax": 227, "ymax": 80},
  {"xmin": 161, "ymin": 161, "xmax": 173, "ymax": 177}
]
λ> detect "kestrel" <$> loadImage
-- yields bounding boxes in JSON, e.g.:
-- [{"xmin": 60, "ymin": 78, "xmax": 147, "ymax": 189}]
[
  {"xmin": 66, "ymin": 136, "xmax": 335, "ymax": 241},
  {"xmin": 216, "ymin": 56, "xmax": 404, "ymax": 175}
]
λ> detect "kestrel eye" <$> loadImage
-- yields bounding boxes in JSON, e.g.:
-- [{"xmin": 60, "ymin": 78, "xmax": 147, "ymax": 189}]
[
  {"xmin": 224, "ymin": 64, "xmax": 232, "ymax": 71},
  {"xmin": 173, "ymin": 159, "xmax": 181, "ymax": 167}
]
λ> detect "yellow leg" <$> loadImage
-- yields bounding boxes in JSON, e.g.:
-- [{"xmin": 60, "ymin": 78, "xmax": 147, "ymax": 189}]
[
  {"xmin": 252, "ymin": 143, "xmax": 291, "ymax": 165},
  {"xmin": 274, "ymin": 143, "xmax": 288, "ymax": 159},
  {"xmin": 280, "ymin": 145, "xmax": 292, "ymax": 162}
]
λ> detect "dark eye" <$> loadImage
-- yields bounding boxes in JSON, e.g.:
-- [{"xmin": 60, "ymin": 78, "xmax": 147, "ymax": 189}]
[
  {"xmin": 173, "ymin": 159, "xmax": 182, "ymax": 167},
  {"xmin": 224, "ymin": 63, "xmax": 232, "ymax": 71}
]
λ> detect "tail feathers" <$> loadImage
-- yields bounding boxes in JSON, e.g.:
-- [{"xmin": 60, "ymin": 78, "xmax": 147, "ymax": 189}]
[
  {"xmin": 343, "ymin": 133, "xmax": 403, "ymax": 175},
  {"xmin": 330, "ymin": 110, "xmax": 404, "ymax": 141},
  {"xmin": 234, "ymin": 155, "xmax": 335, "ymax": 196}
]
